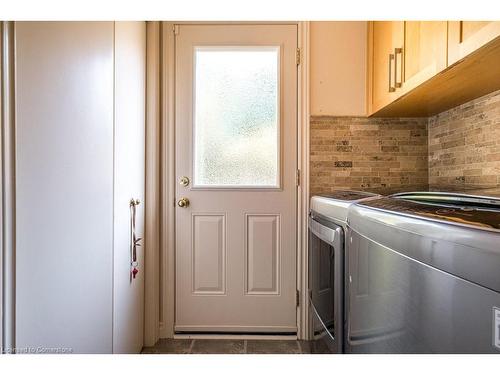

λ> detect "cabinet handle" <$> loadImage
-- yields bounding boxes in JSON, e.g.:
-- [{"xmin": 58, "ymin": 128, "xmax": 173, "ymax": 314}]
[
  {"xmin": 394, "ymin": 47, "xmax": 403, "ymax": 88},
  {"xmin": 130, "ymin": 198, "xmax": 141, "ymax": 280},
  {"xmin": 388, "ymin": 53, "xmax": 396, "ymax": 92}
]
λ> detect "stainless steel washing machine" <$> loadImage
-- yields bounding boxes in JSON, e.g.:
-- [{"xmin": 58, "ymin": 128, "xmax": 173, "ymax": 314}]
[
  {"xmin": 346, "ymin": 191, "xmax": 500, "ymax": 353},
  {"xmin": 308, "ymin": 190, "xmax": 380, "ymax": 353}
]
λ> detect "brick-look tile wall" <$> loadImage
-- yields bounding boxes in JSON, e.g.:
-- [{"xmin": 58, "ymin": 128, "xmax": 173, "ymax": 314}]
[
  {"xmin": 428, "ymin": 89, "xmax": 500, "ymax": 189},
  {"xmin": 310, "ymin": 117, "xmax": 429, "ymax": 195}
]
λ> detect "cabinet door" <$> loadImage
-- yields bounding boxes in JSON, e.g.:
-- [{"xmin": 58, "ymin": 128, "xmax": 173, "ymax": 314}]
[
  {"xmin": 448, "ymin": 21, "xmax": 500, "ymax": 65},
  {"xmin": 16, "ymin": 22, "xmax": 114, "ymax": 353},
  {"xmin": 402, "ymin": 21, "xmax": 447, "ymax": 92},
  {"xmin": 371, "ymin": 21, "xmax": 404, "ymax": 113},
  {"xmin": 113, "ymin": 22, "xmax": 146, "ymax": 354}
]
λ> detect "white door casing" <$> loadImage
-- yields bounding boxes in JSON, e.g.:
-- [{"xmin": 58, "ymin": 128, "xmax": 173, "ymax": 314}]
[
  {"xmin": 175, "ymin": 24, "xmax": 298, "ymax": 333},
  {"xmin": 0, "ymin": 22, "xmax": 5, "ymax": 349}
]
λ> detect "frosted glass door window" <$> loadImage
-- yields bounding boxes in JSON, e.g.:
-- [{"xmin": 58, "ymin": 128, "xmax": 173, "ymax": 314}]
[{"xmin": 194, "ymin": 47, "xmax": 280, "ymax": 187}]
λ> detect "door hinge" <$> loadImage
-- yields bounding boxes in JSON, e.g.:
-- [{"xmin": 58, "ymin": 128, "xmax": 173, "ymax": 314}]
[
  {"xmin": 296, "ymin": 290, "xmax": 300, "ymax": 307},
  {"xmin": 173, "ymin": 25, "xmax": 179, "ymax": 35},
  {"xmin": 296, "ymin": 48, "xmax": 301, "ymax": 65},
  {"xmin": 296, "ymin": 169, "xmax": 301, "ymax": 187}
]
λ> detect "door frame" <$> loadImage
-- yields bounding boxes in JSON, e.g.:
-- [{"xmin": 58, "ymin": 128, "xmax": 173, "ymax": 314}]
[
  {"xmin": 1, "ymin": 21, "xmax": 16, "ymax": 351},
  {"xmin": 144, "ymin": 21, "xmax": 310, "ymax": 345}
]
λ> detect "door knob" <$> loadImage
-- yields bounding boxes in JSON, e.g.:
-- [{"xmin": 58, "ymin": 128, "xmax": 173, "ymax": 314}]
[{"xmin": 177, "ymin": 197, "xmax": 190, "ymax": 208}]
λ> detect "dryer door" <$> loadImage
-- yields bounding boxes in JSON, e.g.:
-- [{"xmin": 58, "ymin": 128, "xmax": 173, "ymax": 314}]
[{"xmin": 308, "ymin": 215, "xmax": 344, "ymax": 353}]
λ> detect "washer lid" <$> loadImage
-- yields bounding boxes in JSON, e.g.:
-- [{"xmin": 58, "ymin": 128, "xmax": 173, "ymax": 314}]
[
  {"xmin": 392, "ymin": 191, "xmax": 500, "ymax": 207},
  {"xmin": 360, "ymin": 192, "xmax": 500, "ymax": 232}
]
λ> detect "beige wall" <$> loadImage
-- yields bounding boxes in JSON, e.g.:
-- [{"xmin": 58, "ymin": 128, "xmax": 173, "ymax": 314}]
[{"xmin": 310, "ymin": 21, "xmax": 367, "ymax": 116}]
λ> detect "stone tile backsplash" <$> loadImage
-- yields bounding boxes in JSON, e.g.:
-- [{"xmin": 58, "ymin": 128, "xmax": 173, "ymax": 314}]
[
  {"xmin": 310, "ymin": 116, "xmax": 428, "ymax": 195},
  {"xmin": 428, "ymin": 89, "xmax": 500, "ymax": 190},
  {"xmin": 310, "ymin": 89, "xmax": 500, "ymax": 196}
]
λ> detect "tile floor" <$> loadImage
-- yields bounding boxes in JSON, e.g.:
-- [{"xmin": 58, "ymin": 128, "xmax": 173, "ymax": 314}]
[{"xmin": 141, "ymin": 339, "xmax": 319, "ymax": 354}]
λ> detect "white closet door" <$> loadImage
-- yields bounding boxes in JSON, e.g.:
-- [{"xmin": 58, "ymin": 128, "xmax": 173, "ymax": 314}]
[
  {"xmin": 15, "ymin": 22, "xmax": 114, "ymax": 353},
  {"xmin": 113, "ymin": 21, "xmax": 146, "ymax": 354}
]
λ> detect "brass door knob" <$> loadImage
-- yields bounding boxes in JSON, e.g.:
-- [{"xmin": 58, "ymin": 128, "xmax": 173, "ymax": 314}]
[{"xmin": 177, "ymin": 197, "xmax": 190, "ymax": 208}]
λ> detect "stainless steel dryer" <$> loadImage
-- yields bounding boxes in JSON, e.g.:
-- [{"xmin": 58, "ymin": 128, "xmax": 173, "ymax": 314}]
[
  {"xmin": 346, "ymin": 191, "xmax": 500, "ymax": 353},
  {"xmin": 308, "ymin": 190, "xmax": 380, "ymax": 353}
]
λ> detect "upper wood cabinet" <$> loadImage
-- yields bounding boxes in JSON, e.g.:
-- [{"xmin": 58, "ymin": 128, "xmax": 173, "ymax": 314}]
[
  {"xmin": 371, "ymin": 21, "xmax": 404, "ymax": 112},
  {"xmin": 448, "ymin": 21, "xmax": 500, "ymax": 65},
  {"xmin": 370, "ymin": 21, "xmax": 447, "ymax": 114},
  {"xmin": 368, "ymin": 21, "xmax": 500, "ymax": 116},
  {"xmin": 403, "ymin": 22, "xmax": 448, "ymax": 90}
]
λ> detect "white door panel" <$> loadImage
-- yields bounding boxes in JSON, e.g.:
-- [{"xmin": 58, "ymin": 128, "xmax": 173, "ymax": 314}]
[
  {"xmin": 245, "ymin": 214, "xmax": 281, "ymax": 295},
  {"xmin": 192, "ymin": 213, "xmax": 226, "ymax": 294},
  {"xmin": 175, "ymin": 24, "xmax": 298, "ymax": 332}
]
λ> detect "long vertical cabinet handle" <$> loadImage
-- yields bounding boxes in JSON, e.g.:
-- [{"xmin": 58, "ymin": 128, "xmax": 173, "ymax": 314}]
[
  {"xmin": 388, "ymin": 53, "xmax": 396, "ymax": 92},
  {"xmin": 394, "ymin": 47, "xmax": 403, "ymax": 88},
  {"xmin": 130, "ymin": 199, "xmax": 141, "ymax": 280}
]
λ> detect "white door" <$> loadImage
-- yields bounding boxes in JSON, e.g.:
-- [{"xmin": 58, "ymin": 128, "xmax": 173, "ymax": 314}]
[{"xmin": 175, "ymin": 24, "xmax": 298, "ymax": 333}]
